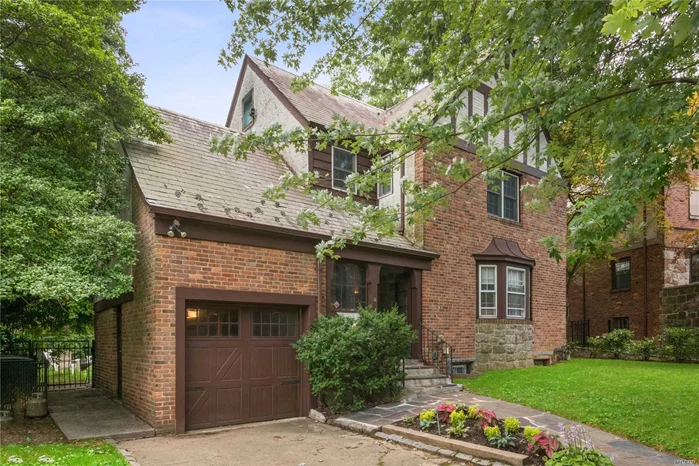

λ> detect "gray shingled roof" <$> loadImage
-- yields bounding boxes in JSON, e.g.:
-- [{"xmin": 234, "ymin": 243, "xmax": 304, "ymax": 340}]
[
  {"xmin": 126, "ymin": 107, "xmax": 433, "ymax": 257},
  {"xmin": 250, "ymin": 57, "xmax": 385, "ymax": 128}
]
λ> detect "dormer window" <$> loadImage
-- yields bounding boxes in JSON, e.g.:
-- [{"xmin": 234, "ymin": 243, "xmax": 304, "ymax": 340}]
[
  {"xmin": 332, "ymin": 146, "xmax": 356, "ymax": 191},
  {"xmin": 242, "ymin": 91, "xmax": 254, "ymax": 129}
]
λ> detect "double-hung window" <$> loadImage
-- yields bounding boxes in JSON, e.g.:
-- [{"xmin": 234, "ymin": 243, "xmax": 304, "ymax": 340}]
[
  {"xmin": 487, "ymin": 171, "xmax": 519, "ymax": 221},
  {"xmin": 506, "ymin": 267, "xmax": 526, "ymax": 318},
  {"xmin": 478, "ymin": 265, "xmax": 497, "ymax": 318},
  {"xmin": 378, "ymin": 161, "xmax": 393, "ymax": 198},
  {"xmin": 332, "ymin": 147, "xmax": 356, "ymax": 191},
  {"xmin": 690, "ymin": 188, "xmax": 699, "ymax": 219},
  {"xmin": 612, "ymin": 258, "xmax": 631, "ymax": 290}
]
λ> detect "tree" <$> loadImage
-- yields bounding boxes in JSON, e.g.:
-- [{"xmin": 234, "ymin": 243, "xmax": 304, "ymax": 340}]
[
  {"xmin": 0, "ymin": 0, "xmax": 168, "ymax": 334},
  {"xmin": 215, "ymin": 0, "xmax": 698, "ymax": 263}
]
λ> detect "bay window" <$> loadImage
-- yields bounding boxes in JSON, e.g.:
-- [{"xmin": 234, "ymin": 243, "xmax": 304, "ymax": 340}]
[
  {"xmin": 478, "ymin": 265, "xmax": 497, "ymax": 318},
  {"xmin": 506, "ymin": 267, "xmax": 526, "ymax": 318}
]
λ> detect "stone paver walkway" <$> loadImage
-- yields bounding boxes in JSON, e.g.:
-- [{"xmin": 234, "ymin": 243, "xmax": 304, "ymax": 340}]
[
  {"xmin": 334, "ymin": 391, "xmax": 685, "ymax": 466},
  {"xmin": 49, "ymin": 388, "xmax": 154, "ymax": 441}
]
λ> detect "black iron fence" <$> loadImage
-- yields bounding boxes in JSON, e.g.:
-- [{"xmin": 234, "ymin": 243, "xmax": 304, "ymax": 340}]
[
  {"xmin": 1, "ymin": 339, "xmax": 94, "ymax": 390},
  {"xmin": 419, "ymin": 323, "xmax": 454, "ymax": 379},
  {"xmin": 0, "ymin": 357, "xmax": 48, "ymax": 406},
  {"xmin": 567, "ymin": 320, "xmax": 590, "ymax": 346}
]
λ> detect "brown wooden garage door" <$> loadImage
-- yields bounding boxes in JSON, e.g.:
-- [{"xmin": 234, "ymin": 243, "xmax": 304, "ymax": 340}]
[{"xmin": 184, "ymin": 302, "xmax": 301, "ymax": 430}]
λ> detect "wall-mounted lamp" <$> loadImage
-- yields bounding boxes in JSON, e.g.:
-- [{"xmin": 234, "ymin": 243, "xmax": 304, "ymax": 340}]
[{"xmin": 167, "ymin": 219, "xmax": 187, "ymax": 238}]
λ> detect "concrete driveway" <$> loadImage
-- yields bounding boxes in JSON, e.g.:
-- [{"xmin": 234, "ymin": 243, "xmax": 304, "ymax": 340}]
[{"xmin": 118, "ymin": 418, "xmax": 458, "ymax": 466}]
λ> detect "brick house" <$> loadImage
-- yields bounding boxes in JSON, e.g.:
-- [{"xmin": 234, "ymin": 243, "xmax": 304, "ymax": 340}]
[
  {"xmin": 93, "ymin": 56, "xmax": 567, "ymax": 433},
  {"xmin": 567, "ymin": 170, "xmax": 699, "ymax": 341}
]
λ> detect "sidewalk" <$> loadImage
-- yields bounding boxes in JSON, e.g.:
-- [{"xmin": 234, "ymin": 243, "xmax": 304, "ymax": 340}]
[{"xmin": 333, "ymin": 391, "xmax": 685, "ymax": 466}]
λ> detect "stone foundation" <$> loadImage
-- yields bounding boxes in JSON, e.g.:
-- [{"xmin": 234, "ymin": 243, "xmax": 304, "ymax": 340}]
[
  {"xmin": 661, "ymin": 283, "xmax": 699, "ymax": 329},
  {"xmin": 474, "ymin": 321, "xmax": 534, "ymax": 372}
]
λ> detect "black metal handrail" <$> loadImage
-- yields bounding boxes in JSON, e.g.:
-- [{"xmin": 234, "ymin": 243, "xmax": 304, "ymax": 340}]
[{"xmin": 418, "ymin": 323, "xmax": 454, "ymax": 380}]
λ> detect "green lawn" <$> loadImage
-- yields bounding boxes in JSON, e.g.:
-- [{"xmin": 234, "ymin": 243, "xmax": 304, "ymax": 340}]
[
  {"xmin": 456, "ymin": 358, "xmax": 699, "ymax": 460},
  {"xmin": 0, "ymin": 442, "xmax": 127, "ymax": 466}
]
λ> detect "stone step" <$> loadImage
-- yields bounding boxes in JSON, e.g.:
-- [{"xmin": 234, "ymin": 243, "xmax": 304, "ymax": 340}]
[
  {"xmin": 404, "ymin": 375, "xmax": 451, "ymax": 388},
  {"xmin": 404, "ymin": 366, "xmax": 441, "ymax": 377},
  {"xmin": 401, "ymin": 383, "xmax": 462, "ymax": 401}
]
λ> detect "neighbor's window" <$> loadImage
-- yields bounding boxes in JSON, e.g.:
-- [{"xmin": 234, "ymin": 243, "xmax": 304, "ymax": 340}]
[
  {"xmin": 506, "ymin": 267, "xmax": 526, "ymax": 318},
  {"xmin": 242, "ymin": 92, "xmax": 254, "ymax": 129},
  {"xmin": 612, "ymin": 258, "xmax": 631, "ymax": 290},
  {"xmin": 609, "ymin": 316, "xmax": 630, "ymax": 331},
  {"xmin": 691, "ymin": 188, "xmax": 699, "ymax": 219},
  {"xmin": 331, "ymin": 261, "xmax": 366, "ymax": 311},
  {"xmin": 478, "ymin": 265, "xmax": 497, "ymax": 318},
  {"xmin": 691, "ymin": 253, "xmax": 699, "ymax": 283},
  {"xmin": 332, "ymin": 147, "xmax": 357, "ymax": 191},
  {"xmin": 487, "ymin": 171, "xmax": 519, "ymax": 221},
  {"xmin": 378, "ymin": 163, "xmax": 393, "ymax": 198}
]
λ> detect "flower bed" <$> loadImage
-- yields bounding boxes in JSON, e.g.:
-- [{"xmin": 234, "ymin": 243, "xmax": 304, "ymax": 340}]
[{"xmin": 394, "ymin": 403, "xmax": 613, "ymax": 466}]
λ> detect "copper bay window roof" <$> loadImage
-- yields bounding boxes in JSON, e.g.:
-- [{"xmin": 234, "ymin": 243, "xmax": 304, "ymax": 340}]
[{"xmin": 472, "ymin": 238, "xmax": 535, "ymax": 266}]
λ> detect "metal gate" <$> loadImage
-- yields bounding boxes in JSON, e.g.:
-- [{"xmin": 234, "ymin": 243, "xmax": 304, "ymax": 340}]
[
  {"xmin": 567, "ymin": 320, "xmax": 590, "ymax": 346},
  {"xmin": 1, "ymin": 339, "xmax": 94, "ymax": 390}
]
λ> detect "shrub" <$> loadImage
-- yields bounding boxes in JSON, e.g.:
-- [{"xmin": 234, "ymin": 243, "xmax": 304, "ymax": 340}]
[
  {"xmin": 503, "ymin": 416, "xmax": 521, "ymax": 433},
  {"xmin": 483, "ymin": 425, "xmax": 501, "ymax": 440},
  {"xmin": 600, "ymin": 329, "xmax": 634, "ymax": 358},
  {"xmin": 661, "ymin": 327, "xmax": 699, "ymax": 362},
  {"xmin": 437, "ymin": 402, "xmax": 456, "ymax": 423},
  {"xmin": 546, "ymin": 448, "xmax": 613, "ymax": 466},
  {"xmin": 628, "ymin": 336, "xmax": 660, "ymax": 361},
  {"xmin": 293, "ymin": 307, "xmax": 416, "ymax": 412},
  {"xmin": 419, "ymin": 409, "xmax": 437, "ymax": 431},
  {"xmin": 524, "ymin": 426, "xmax": 541, "ymax": 443},
  {"xmin": 466, "ymin": 406, "xmax": 479, "ymax": 419}
]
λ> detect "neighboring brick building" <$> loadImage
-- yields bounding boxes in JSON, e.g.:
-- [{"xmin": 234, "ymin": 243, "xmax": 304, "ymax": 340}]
[
  {"xmin": 93, "ymin": 56, "xmax": 568, "ymax": 433},
  {"xmin": 568, "ymin": 170, "xmax": 699, "ymax": 341}
]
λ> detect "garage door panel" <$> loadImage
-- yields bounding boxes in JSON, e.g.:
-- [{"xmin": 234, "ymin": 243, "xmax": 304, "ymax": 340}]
[
  {"xmin": 185, "ymin": 348, "xmax": 211, "ymax": 383},
  {"xmin": 216, "ymin": 347, "xmax": 242, "ymax": 382},
  {"xmin": 249, "ymin": 384, "xmax": 275, "ymax": 420},
  {"xmin": 215, "ymin": 387, "xmax": 243, "ymax": 423},
  {"xmin": 185, "ymin": 389, "xmax": 211, "ymax": 428},
  {"xmin": 278, "ymin": 382, "xmax": 300, "ymax": 417},
  {"xmin": 278, "ymin": 346, "xmax": 300, "ymax": 378},
  {"xmin": 249, "ymin": 346, "xmax": 275, "ymax": 380}
]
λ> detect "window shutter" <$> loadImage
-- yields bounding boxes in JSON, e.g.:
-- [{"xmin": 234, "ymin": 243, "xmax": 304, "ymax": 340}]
[{"xmin": 690, "ymin": 189, "xmax": 699, "ymax": 219}]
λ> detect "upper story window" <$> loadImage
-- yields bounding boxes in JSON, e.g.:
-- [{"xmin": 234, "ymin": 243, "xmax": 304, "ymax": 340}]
[
  {"xmin": 691, "ymin": 253, "xmax": 699, "ymax": 283},
  {"xmin": 378, "ymin": 162, "xmax": 393, "ymax": 198},
  {"xmin": 506, "ymin": 267, "xmax": 526, "ymax": 318},
  {"xmin": 690, "ymin": 188, "xmax": 699, "ymax": 219},
  {"xmin": 332, "ymin": 146, "xmax": 356, "ymax": 191},
  {"xmin": 478, "ymin": 265, "xmax": 497, "ymax": 318},
  {"xmin": 242, "ymin": 92, "xmax": 254, "ymax": 129},
  {"xmin": 331, "ymin": 261, "xmax": 366, "ymax": 311},
  {"xmin": 487, "ymin": 171, "xmax": 519, "ymax": 221},
  {"xmin": 612, "ymin": 258, "xmax": 631, "ymax": 290}
]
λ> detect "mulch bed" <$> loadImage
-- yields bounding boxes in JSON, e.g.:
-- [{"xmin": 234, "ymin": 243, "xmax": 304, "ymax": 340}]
[
  {"xmin": 396, "ymin": 416, "xmax": 547, "ymax": 466},
  {"xmin": 1, "ymin": 416, "xmax": 66, "ymax": 445}
]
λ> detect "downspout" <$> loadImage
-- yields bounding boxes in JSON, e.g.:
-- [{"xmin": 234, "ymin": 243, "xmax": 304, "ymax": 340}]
[
  {"xmin": 582, "ymin": 269, "xmax": 587, "ymax": 343},
  {"xmin": 399, "ymin": 160, "xmax": 406, "ymax": 235},
  {"xmin": 643, "ymin": 205, "xmax": 649, "ymax": 337},
  {"xmin": 317, "ymin": 259, "xmax": 323, "ymax": 316}
]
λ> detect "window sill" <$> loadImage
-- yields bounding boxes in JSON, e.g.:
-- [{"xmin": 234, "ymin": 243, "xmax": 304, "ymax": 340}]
[
  {"xmin": 487, "ymin": 214, "xmax": 523, "ymax": 227},
  {"xmin": 611, "ymin": 288, "xmax": 631, "ymax": 293},
  {"xmin": 476, "ymin": 318, "xmax": 532, "ymax": 325}
]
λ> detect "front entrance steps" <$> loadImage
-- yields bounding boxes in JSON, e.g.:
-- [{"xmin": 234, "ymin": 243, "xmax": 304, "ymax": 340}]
[{"xmin": 401, "ymin": 359, "xmax": 462, "ymax": 400}]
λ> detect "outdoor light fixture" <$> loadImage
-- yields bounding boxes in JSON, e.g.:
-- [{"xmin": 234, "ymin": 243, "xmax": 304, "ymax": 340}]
[{"xmin": 167, "ymin": 219, "xmax": 187, "ymax": 238}]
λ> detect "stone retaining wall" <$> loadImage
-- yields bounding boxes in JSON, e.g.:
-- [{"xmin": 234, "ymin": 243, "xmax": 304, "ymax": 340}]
[
  {"xmin": 661, "ymin": 282, "xmax": 699, "ymax": 329},
  {"xmin": 474, "ymin": 320, "xmax": 533, "ymax": 372}
]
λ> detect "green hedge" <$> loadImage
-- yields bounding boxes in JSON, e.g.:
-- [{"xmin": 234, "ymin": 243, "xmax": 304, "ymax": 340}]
[
  {"xmin": 582, "ymin": 328, "xmax": 699, "ymax": 362},
  {"xmin": 294, "ymin": 307, "xmax": 416, "ymax": 413}
]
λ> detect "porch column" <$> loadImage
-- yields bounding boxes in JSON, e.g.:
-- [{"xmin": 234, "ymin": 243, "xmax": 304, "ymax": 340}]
[{"xmin": 366, "ymin": 263, "xmax": 381, "ymax": 310}]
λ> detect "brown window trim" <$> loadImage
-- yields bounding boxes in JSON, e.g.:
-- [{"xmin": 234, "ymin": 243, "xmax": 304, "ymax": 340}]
[
  {"xmin": 242, "ymin": 90, "xmax": 254, "ymax": 131},
  {"xmin": 475, "ymin": 260, "xmax": 532, "ymax": 321}
]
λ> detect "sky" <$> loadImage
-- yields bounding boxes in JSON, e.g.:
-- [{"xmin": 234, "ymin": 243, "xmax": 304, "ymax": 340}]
[{"xmin": 123, "ymin": 1, "xmax": 328, "ymax": 125}]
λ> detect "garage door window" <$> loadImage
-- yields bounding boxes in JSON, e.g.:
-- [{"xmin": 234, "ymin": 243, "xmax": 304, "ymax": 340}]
[
  {"xmin": 252, "ymin": 310, "xmax": 298, "ymax": 337},
  {"xmin": 186, "ymin": 307, "xmax": 239, "ymax": 337}
]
